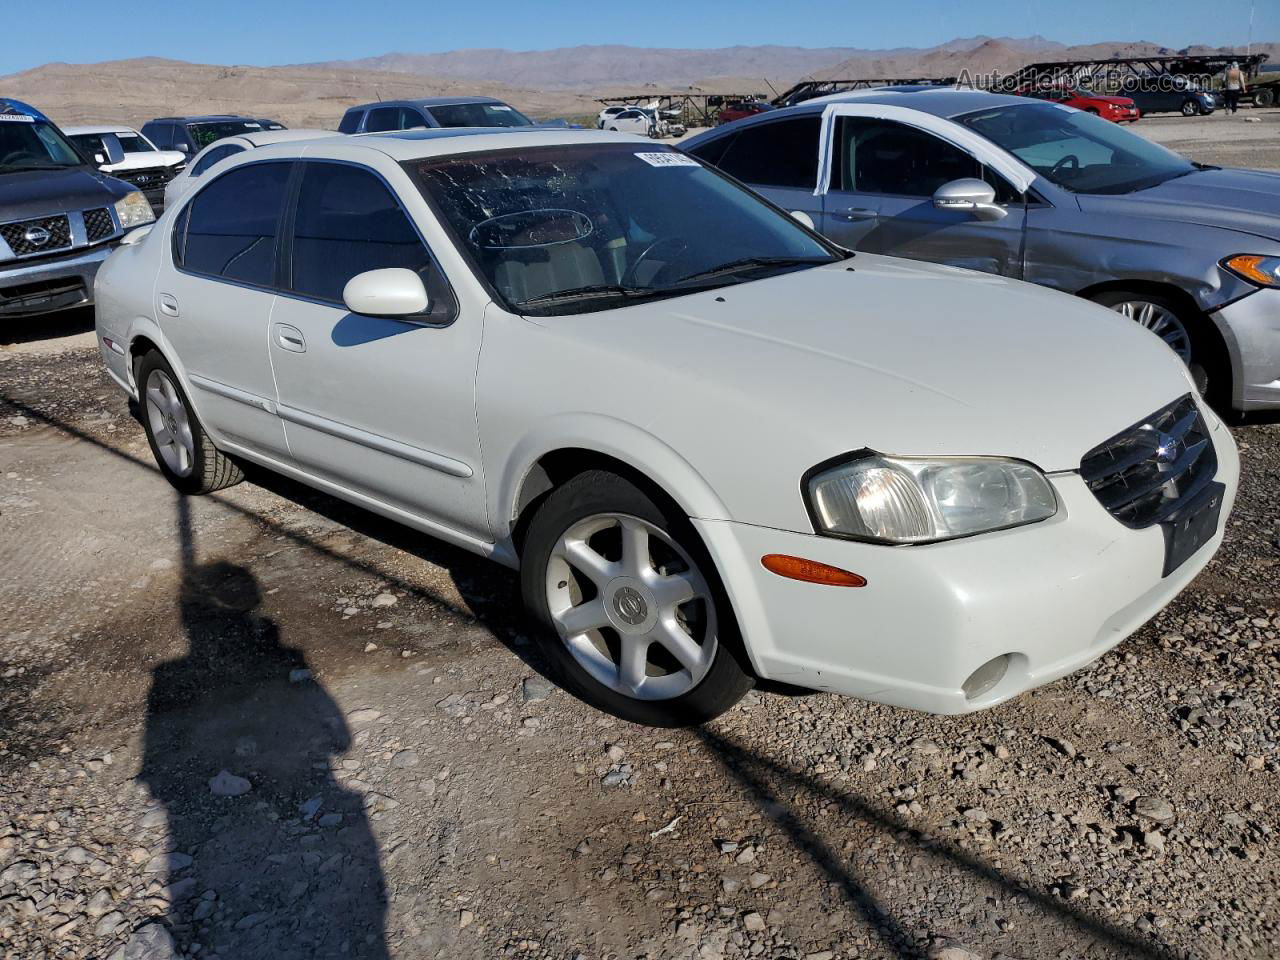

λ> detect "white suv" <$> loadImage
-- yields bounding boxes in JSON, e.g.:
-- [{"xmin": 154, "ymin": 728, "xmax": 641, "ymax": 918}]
[{"xmin": 94, "ymin": 129, "xmax": 1238, "ymax": 726}]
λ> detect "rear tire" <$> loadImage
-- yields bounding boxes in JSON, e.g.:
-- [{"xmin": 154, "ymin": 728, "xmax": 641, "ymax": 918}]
[
  {"xmin": 519, "ymin": 470, "xmax": 754, "ymax": 727},
  {"xmin": 1256, "ymin": 88, "xmax": 1275, "ymax": 108},
  {"xmin": 136, "ymin": 350, "xmax": 243, "ymax": 495}
]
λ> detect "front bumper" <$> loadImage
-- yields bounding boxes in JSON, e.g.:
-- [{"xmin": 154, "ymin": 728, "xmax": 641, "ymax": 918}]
[
  {"xmin": 696, "ymin": 412, "xmax": 1239, "ymax": 715},
  {"xmin": 0, "ymin": 243, "xmax": 116, "ymax": 317},
  {"xmin": 1210, "ymin": 286, "xmax": 1280, "ymax": 410}
]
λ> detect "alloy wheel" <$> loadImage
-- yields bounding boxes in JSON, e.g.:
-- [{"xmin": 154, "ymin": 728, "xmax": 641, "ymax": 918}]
[
  {"xmin": 144, "ymin": 369, "xmax": 195, "ymax": 477},
  {"xmin": 544, "ymin": 513, "xmax": 717, "ymax": 701},
  {"xmin": 1109, "ymin": 299, "xmax": 1193, "ymax": 363}
]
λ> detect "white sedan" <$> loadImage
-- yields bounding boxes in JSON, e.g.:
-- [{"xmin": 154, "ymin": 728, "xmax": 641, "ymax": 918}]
[
  {"xmin": 94, "ymin": 129, "xmax": 1238, "ymax": 726},
  {"xmin": 603, "ymin": 108, "xmax": 656, "ymax": 136},
  {"xmin": 162, "ymin": 128, "xmax": 333, "ymax": 210}
]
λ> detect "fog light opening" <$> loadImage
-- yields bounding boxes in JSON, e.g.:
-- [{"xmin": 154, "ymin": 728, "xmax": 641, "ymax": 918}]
[{"xmin": 963, "ymin": 654, "xmax": 1011, "ymax": 701}]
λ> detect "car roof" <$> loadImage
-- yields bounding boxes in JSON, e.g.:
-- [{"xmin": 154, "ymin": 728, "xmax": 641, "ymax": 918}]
[
  {"xmin": 62, "ymin": 124, "xmax": 139, "ymax": 136},
  {"xmin": 344, "ymin": 96, "xmax": 509, "ymax": 113},
  {"xmin": 799, "ymin": 87, "xmax": 1029, "ymax": 116},
  {"xmin": 224, "ymin": 128, "xmax": 335, "ymax": 148},
  {"xmin": 242, "ymin": 127, "xmax": 655, "ymax": 164},
  {"xmin": 0, "ymin": 98, "xmax": 51, "ymax": 122},
  {"xmin": 149, "ymin": 115, "xmax": 262, "ymax": 124}
]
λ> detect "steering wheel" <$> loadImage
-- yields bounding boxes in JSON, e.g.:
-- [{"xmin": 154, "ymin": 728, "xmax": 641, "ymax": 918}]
[
  {"xmin": 0, "ymin": 150, "xmax": 39, "ymax": 166},
  {"xmin": 622, "ymin": 236, "xmax": 689, "ymax": 287},
  {"xmin": 1050, "ymin": 154, "xmax": 1080, "ymax": 178}
]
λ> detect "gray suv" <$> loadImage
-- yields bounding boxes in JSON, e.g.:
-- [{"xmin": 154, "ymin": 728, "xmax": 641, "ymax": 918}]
[
  {"xmin": 682, "ymin": 89, "xmax": 1280, "ymax": 412},
  {"xmin": 0, "ymin": 99, "xmax": 154, "ymax": 318},
  {"xmin": 338, "ymin": 97, "xmax": 534, "ymax": 134}
]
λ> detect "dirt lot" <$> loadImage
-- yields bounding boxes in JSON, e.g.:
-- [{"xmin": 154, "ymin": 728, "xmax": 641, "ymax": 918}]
[{"xmin": 2, "ymin": 111, "xmax": 1280, "ymax": 960}]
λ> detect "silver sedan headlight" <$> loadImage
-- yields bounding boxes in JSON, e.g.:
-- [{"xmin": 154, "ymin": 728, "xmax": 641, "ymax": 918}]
[
  {"xmin": 114, "ymin": 191, "xmax": 155, "ymax": 230},
  {"xmin": 806, "ymin": 454, "xmax": 1058, "ymax": 544}
]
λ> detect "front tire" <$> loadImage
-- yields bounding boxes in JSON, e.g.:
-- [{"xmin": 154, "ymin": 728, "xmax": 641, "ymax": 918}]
[
  {"xmin": 136, "ymin": 350, "xmax": 243, "ymax": 495},
  {"xmin": 1090, "ymin": 290, "xmax": 1219, "ymax": 399},
  {"xmin": 520, "ymin": 470, "xmax": 753, "ymax": 726},
  {"xmin": 1181, "ymin": 100, "xmax": 1198, "ymax": 117}
]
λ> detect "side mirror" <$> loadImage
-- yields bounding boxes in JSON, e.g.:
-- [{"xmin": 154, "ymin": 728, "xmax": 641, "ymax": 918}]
[
  {"xmin": 932, "ymin": 178, "xmax": 1007, "ymax": 222},
  {"xmin": 94, "ymin": 152, "xmax": 106, "ymax": 165},
  {"xmin": 342, "ymin": 268, "xmax": 430, "ymax": 318},
  {"xmin": 789, "ymin": 210, "xmax": 815, "ymax": 230},
  {"xmin": 176, "ymin": 142, "xmax": 191, "ymax": 153}
]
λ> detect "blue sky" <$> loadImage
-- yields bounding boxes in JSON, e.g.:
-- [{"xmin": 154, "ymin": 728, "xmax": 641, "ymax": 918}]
[{"xmin": 6, "ymin": 0, "xmax": 1276, "ymax": 74}]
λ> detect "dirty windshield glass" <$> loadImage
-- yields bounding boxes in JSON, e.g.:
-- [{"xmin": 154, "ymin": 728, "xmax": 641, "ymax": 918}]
[
  {"xmin": 0, "ymin": 118, "xmax": 85, "ymax": 172},
  {"xmin": 188, "ymin": 120, "xmax": 263, "ymax": 149},
  {"xmin": 407, "ymin": 143, "xmax": 837, "ymax": 315},
  {"xmin": 957, "ymin": 102, "xmax": 1194, "ymax": 194}
]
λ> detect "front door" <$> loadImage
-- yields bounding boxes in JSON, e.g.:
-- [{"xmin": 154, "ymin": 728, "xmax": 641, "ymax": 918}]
[
  {"xmin": 155, "ymin": 160, "xmax": 294, "ymax": 460},
  {"xmin": 267, "ymin": 160, "xmax": 489, "ymax": 540},
  {"xmin": 829, "ymin": 116, "xmax": 1026, "ymax": 277}
]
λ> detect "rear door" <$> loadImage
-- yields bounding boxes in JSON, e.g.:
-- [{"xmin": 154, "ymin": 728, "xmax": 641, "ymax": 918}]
[
  {"xmin": 706, "ymin": 115, "xmax": 824, "ymax": 228},
  {"xmin": 830, "ymin": 116, "xmax": 1026, "ymax": 277},
  {"xmin": 267, "ymin": 160, "xmax": 488, "ymax": 538},
  {"xmin": 157, "ymin": 161, "xmax": 293, "ymax": 460}
]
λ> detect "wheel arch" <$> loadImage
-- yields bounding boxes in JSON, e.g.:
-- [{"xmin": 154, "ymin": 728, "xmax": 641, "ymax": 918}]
[{"xmin": 498, "ymin": 419, "xmax": 730, "ymax": 560}]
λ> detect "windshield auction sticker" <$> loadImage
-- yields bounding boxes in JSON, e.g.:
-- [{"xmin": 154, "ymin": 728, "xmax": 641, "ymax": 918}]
[
  {"xmin": 0, "ymin": 114, "xmax": 37, "ymax": 123},
  {"xmin": 635, "ymin": 152, "xmax": 699, "ymax": 168}
]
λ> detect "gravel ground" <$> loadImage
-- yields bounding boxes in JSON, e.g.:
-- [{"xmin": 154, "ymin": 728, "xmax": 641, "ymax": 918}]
[{"xmin": 1, "ymin": 108, "xmax": 1280, "ymax": 960}]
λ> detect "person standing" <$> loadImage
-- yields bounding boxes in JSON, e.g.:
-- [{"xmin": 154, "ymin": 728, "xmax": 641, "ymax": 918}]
[{"xmin": 1224, "ymin": 61, "xmax": 1248, "ymax": 114}]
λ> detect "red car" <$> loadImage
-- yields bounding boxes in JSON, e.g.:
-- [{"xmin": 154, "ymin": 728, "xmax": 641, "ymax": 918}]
[
  {"xmin": 716, "ymin": 100, "xmax": 776, "ymax": 125},
  {"xmin": 1019, "ymin": 87, "xmax": 1141, "ymax": 123}
]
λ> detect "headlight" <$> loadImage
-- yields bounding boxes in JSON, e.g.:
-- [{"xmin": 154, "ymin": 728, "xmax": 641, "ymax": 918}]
[
  {"xmin": 1222, "ymin": 254, "xmax": 1280, "ymax": 289},
  {"xmin": 114, "ymin": 191, "xmax": 155, "ymax": 229},
  {"xmin": 805, "ymin": 454, "xmax": 1058, "ymax": 544}
]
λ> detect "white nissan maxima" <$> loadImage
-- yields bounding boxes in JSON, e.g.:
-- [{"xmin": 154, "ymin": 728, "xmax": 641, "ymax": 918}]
[{"xmin": 94, "ymin": 128, "xmax": 1238, "ymax": 727}]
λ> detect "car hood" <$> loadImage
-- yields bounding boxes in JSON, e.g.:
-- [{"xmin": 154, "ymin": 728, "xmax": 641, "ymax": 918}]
[
  {"xmin": 546, "ymin": 256, "xmax": 1195, "ymax": 475},
  {"xmin": 103, "ymin": 151, "xmax": 186, "ymax": 172},
  {"xmin": 1079, "ymin": 167, "xmax": 1280, "ymax": 243},
  {"xmin": 0, "ymin": 166, "xmax": 129, "ymax": 221}
]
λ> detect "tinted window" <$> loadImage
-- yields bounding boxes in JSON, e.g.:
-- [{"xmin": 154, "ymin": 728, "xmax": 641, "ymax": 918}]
[
  {"xmin": 428, "ymin": 102, "xmax": 533, "ymax": 128},
  {"xmin": 364, "ymin": 107, "xmax": 403, "ymax": 133},
  {"xmin": 117, "ymin": 132, "xmax": 155, "ymax": 154},
  {"xmin": 684, "ymin": 132, "xmax": 735, "ymax": 168},
  {"xmin": 715, "ymin": 116, "xmax": 821, "ymax": 189},
  {"xmin": 142, "ymin": 123, "xmax": 171, "ymax": 148},
  {"xmin": 191, "ymin": 143, "xmax": 245, "ymax": 177},
  {"xmin": 289, "ymin": 163, "xmax": 450, "ymax": 319},
  {"xmin": 338, "ymin": 110, "xmax": 362, "ymax": 134},
  {"xmin": 840, "ymin": 118, "xmax": 981, "ymax": 197},
  {"xmin": 179, "ymin": 162, "xmax": 291, "ymax": 286},
  {"xmin": 186, "ymin": 120, "xmax": 262, "ymax": 149}
]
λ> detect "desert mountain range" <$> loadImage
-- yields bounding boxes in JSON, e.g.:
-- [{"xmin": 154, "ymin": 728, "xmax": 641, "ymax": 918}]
[{"xmin": 2, "ymin": 36, "xmax": 1275, "ymax": 130}]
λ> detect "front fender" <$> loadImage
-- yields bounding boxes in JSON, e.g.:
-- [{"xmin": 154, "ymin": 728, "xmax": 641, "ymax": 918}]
[{"xmin": 491, "ymin": 412, "xmax": 731, "ymax": 553}]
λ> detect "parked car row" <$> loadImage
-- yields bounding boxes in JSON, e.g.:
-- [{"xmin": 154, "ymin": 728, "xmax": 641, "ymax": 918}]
[{"xmin": 89, "ymin": 100, "xmax": 1256, "ymax": 727}]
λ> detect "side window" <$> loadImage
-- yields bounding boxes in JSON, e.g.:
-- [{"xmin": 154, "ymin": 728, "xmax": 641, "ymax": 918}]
[
  {"xmin": 401, "ymin": 108, "xmax": 429, "ymax": 129},
  {"xmin": 338, "ymin": 110, "xmax": 363, "ymax": 134},
  {"xmin": 840, "ymin": 118, "xmax": 981, "ymax": 198},
  {"xmin": 178, "ymin": 162, "xmax": 291, "ymax": 287},
  {"xmin": 144, "ymin": 124, "xmax": 171, "ymax": 149},
  {"xmin": 684, "ymin": 132, "xmax": 736, "ymax": 168},
  {"xmin": 287, "ymin": 163, "xmax": 453, "ymax": 322},
  {"xmin": 364, "ymin": 107, "xmax": 403, "ymax": 133},
  {"xmin": 714, "ymin": 116, "xmax": 822, "ymax": 189},
  {"xmin": 191, "ymin": 144, "xmax": 244, "ymax": 177}
]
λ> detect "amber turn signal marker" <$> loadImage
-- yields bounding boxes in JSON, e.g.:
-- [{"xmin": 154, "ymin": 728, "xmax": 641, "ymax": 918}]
[
  {"xmin": 761, "ymin": 554, "xmax": 867, "ymax": 587},
  {"xmin": 1225, "ymin": 255, "xmax": 1277, "ymax": 287}
]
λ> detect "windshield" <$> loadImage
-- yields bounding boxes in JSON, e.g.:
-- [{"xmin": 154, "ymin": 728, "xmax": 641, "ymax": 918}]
[
  {"xmin": 187, "ymin": 120, "xmax": 263, "ymax": 149},
  {"xmin": 0, "ymin": 118, "xmax": 85, "ymax": 172},
  {"xmin": 118, "ymin": 132, "xmax": 157, "ymax": 153},
  {"xmin": 407, "ymin": 143, "xmax": 838, "ymax": 315},
  {"xmin": 428, "ymin": 102, "xmax": 534, "ymax": 128},
  {"xmin": 956, "ymin": 102, "xmax": 1194, "ymax": 194}
]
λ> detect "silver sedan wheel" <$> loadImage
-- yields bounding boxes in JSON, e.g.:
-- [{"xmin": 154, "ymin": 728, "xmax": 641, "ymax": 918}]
[
  {"xmin": 144, "ymin": 369, "xmax": 195, "ymax": 477},
  {"xmin": 545, "ymin": 513, "xmax": 717, "ymax": 701},
  {"xmin": 1109, "ymin": 299, "xmax": 1193, "ymax": 363}
]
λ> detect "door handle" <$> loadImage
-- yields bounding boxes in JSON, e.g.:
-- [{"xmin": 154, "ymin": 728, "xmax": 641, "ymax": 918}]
[
  {"xmin": 158, "ymin": 294, "xmax": 179, "ymax": 317},
  {"xmin": 834, "ymin": 207, "xmax": 878, "ymax": 221},
  {"xmin": 274, "ymin": 323, "xmax": 306, "ymax": 353}
]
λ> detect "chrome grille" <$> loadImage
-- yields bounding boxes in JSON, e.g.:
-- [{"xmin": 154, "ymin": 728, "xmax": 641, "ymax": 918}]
[
  {"xmin": 83, "ymin": 208, "xmax": 115, "ymax": 243},
  {"xmin": 0, "ymin": 215, "xmax": 72, "ymax": 257},
  {"xmin": 1080, "ymin": 394, "xmax": 1217, "ymax": 528}
]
